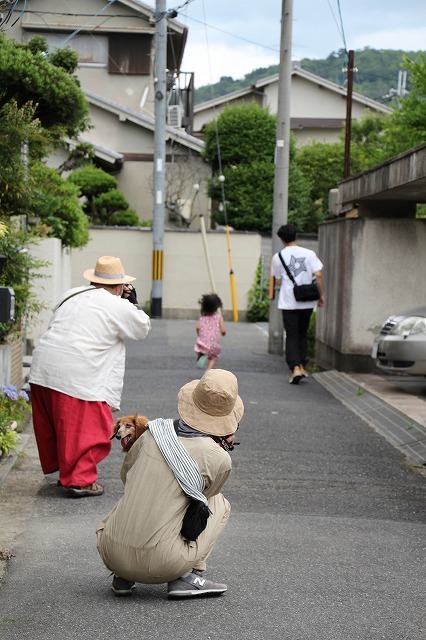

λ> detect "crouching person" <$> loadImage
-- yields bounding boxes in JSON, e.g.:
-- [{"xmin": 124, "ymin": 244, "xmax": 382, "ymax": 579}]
[{"xmin": 96, "ymin": 369, "xmax": 244, "ymax": 599}]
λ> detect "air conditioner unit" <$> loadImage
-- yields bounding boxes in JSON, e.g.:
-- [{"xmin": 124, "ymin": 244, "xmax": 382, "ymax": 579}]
[{"xmin": 167, "ymin": 105, "xmax": 183, "ymax": 128}]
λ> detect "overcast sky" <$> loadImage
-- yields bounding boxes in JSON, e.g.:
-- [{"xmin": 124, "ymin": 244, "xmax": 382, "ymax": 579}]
[{"xmin": 176, "ymin": 0, "xmax": 426, "ymax": 87}]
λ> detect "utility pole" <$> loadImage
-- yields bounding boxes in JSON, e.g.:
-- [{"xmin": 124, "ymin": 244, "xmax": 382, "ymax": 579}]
[
  {"xmin": 343, "ymin": 50, "xmax": 354, "ymax": 179},
  {"xmin": 151, "ymin": 0, "xmax": 167, "ymax": 317},
  {"xmin": 268, "ymin": 0, "xmax": 293, "ymax": 355}
]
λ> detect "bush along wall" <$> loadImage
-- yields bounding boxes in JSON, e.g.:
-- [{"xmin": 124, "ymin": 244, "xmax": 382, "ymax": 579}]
[{"xmin": 246, "ymin": 259, "xmax": 269, "ymax": 322}]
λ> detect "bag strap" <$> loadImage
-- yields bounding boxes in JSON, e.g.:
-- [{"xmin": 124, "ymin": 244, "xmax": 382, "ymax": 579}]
[
  {"xmin": 277, "ymin": 251, "xmax": 296, "ymax": 285},
  {"xmin": 148, "ymin": 418, "xmax": 208, "ymax": 506},
  {"xmin": 53, "ymin": 287, "xmax": 95, "ymax": 312}
]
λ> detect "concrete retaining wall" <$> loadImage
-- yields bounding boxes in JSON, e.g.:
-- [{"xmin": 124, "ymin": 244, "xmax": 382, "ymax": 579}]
[
  {"xmin": 316, "ymin": 217, "xmax": 426, "ymax": 372},
  {"xmin": 27, "ymin": 228, "xmax": 262, "ymax": 347}
]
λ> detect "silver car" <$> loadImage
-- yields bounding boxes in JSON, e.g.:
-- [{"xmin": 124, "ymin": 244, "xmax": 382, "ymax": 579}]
[{"xmin": 372, "ymin": 306, "xmax": 426, "ymax": 375}]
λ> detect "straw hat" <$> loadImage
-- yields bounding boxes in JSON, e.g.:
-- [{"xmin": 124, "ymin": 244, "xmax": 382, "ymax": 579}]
[
  {"xmin": 178, "ymin": 369, "xmax": 244, "ymax": 436},
  {"xmin": 83, "ymin": 256, "xmax": 136, "ymax": 285}
]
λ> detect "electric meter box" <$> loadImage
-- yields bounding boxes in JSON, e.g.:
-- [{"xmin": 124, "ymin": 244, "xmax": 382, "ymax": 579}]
[{"xmin": 0, "ymin": 287, "xmax": 15, "ymax": 323}]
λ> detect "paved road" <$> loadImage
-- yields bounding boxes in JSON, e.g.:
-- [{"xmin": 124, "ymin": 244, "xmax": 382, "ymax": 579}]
[{"xmin": 0, "ymin": 319, "xmax": 425, "ymax": 640}]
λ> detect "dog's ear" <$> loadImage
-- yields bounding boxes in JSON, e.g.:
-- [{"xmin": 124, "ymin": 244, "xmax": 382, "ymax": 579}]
[
  {"xmin": 110, "ymin": 419, "xmax": 120, "ymax": 440},
  {"xmin": 133, "ymin": 414, "xmax": 149, "ymax": 443},
  {"xmin": 134, "ymin": 414, "xmax": 150, "ymax": 431}
]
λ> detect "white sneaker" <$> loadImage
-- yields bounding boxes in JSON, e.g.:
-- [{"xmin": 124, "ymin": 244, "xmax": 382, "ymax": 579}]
[{"xmin": 167, "ymin": 571, "xmax": 227, "ymax": 598}]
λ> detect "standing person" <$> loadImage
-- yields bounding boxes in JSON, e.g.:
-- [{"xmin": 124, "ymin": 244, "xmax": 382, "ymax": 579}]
[
  {"xmin": 29, "ymin": 256, "xmax": 151, "ymax": 497},
  {"xmin": 271, "ymin": 224, "xmax": 325, "ymax": 384},
  {"xmin": 96, "ymin": 369, "xmax": 244, "ymax": 599},
  {"xmin": 194, "ymin": 294, "xmax": 226, "ymax": 371}
]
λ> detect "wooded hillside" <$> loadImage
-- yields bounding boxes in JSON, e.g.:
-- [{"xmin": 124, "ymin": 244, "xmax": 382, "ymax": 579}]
[{"xmin": 194, "ymin": 48, "xmax": 425, "ymax": 105}]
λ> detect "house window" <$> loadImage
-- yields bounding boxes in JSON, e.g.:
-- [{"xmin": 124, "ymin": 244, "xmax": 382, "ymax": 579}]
[
  {"xmin": 108, "ymin": 34, "xmax": 153, "ymax": 75},
  {"xmin": 23, "ymin": 32, "xmax": 108, "ymax": 65},
  {"xmin": 72, "ymin": 35, "xmax": 109, "ymax": 65}
]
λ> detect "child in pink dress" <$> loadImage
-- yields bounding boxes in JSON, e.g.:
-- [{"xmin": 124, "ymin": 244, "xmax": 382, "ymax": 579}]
[{"xmin": 194, "ymin": 294, "xmax": 226, "ymax": 371}]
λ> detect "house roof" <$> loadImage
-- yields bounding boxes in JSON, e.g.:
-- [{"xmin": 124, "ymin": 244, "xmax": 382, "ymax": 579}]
[
  {"xmin": 118, "ymin": 0, "xmax": 188, "ymax": 68},
  {"xmin": 85, "ymin": 90, "xmax": 205, "ymax": 153},
  {"xmin": 119, "ymin": 0, "xmax": 187, "ymax": 34},
  {"xmin": 79, "ymin": 137, "xmax": 124, "ymax": 166},
  {"xmin": 19, "ymin": 0, "xmax": 185, "ymax": 33},
  {"xmin": 194, "ymin": 64, "xmax": 393, "ymax": 115}
]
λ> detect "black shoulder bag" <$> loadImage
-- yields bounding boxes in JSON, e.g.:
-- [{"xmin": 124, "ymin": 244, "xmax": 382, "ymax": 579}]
[{"xmin": 277, "ymin": 252, "xmax": 320, "ymax": 302}]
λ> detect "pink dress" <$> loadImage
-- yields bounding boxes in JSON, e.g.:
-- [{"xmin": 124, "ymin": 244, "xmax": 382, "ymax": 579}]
[{"xmin": 194, "ymin": 313, "xmax": 222, "ymax": 359}]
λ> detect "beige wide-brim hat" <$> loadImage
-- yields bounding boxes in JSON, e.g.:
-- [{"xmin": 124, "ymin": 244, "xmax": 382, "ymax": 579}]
[
  {"xmin": 178, "ymin": 369, "xmax": 244, "ymax": 436},
  {"xmin": 83, "ymin": 256, "xmax": 136, "ymax": 285}
]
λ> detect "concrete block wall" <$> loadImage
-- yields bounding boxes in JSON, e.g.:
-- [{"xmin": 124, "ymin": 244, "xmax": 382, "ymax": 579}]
[
  {"xmin": 316, "ymin": 217, "xmax": 426, "ymax": 372},
  {"xmin": 27, "ymin": 228, "xmax": 262, "ymax": 346}
]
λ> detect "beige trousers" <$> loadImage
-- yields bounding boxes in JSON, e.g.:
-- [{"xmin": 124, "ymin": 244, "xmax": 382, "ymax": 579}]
[{"xmin": 96, "ymin": 494, "xmax": 230, "ymax": 584}]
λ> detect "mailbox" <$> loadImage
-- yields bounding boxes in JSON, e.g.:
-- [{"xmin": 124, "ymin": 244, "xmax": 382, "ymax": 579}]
[{"xmin": 0, "ymin": 287, "xmax": 15, "ymax": 323}]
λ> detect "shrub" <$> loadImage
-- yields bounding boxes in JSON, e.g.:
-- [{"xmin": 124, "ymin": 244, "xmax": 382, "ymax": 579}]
[
  {"xmin": 0, "ymin": 229, "xmax": 47, "ymax": 342},
  {"xmin": 307, "ymin": 311, "xmax": 317, "ymax": 369},
  {"xmin": 246, "ymin": 260, "xmax": 269, "ymax": 322},
  {"xmin": 110, "ymin": 209, "xmax": 140, "ymax": 226},
  {"xmin": 0, "ymin": 385, "xmax": 31, "ymax": 456}
]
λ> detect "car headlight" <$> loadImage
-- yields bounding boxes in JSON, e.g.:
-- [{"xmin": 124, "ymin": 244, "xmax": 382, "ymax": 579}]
[{"xmin": 390, "ymin": 316, "xmax": 426, "ymax": 337}]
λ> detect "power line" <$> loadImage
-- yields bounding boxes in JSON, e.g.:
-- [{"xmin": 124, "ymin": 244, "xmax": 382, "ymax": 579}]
[
  {"xmin": 175, "ymin": 12, "xmax": 279, "ymax": 55},
  {"xmin": 58, "ymin": 0, "xmax": 118, "ymax": 48},
  {"xmin": 0, "ymin": 0, "xmax": 25, "ymax": 31}
]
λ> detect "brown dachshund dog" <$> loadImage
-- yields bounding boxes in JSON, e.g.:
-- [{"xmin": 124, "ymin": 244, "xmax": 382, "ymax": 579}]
[{"xmin": 111, "ymin": 414, "xmax": 150, "ymax": 452}]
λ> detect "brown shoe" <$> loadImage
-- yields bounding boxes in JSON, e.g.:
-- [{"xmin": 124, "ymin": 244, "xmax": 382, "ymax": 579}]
[
  {"xmin": 289, "ymin": 366, "xmax": 303, "ymax": 385},
  {"xmin": 66, "ymin": 482, "xmax": 104, "ymax": 498}
]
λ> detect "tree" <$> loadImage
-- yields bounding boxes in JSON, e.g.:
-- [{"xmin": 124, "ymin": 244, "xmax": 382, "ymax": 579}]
[
  {"xmin": 203, "ymin": 102, "xmax": 276, "ymax": 169},
  {"xmin": 380, "ymin": 53, "xmax": 426, "ymax": 157},
  {"xmin": 295, "ymin": 117, "xmax": 395, "ymax": 223},
  {"xmin": 93, "ymin": 190, "xmax": 139, "ymax": 226},
  {"xmin": 0, "ymin": 35, "xmax": 92, "ymax": 248},
  {"xmin": 0, "ymin": 101, "xmax": 46, "ymax": 218},
  {"xmin": 349, "ymin": 113, "xmax": 389, "ymax": 167},
  {"xmin": 30, "ymin": 164, "xmax": 90, "ymax": 248},
  {"xmin": 203, "ymin": 103, "xmax": 311, "ymax": 232},
  {"xmin": 0, "ymin": 34, "xmax": 89, "ymax": 138},
  {"xmin": 296, "ymin": 51, "xmax": 426, "ymax": 225},
  {"xmin": 68, "ymin": 164, "xmax": 139, "ymax": 226}
]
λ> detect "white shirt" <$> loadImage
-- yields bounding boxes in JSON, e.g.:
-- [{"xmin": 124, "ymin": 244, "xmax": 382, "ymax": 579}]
[
  {"xmin": 29, "ymin": 286, "xmax": 151, "ymax": 410},
  {"xmin": 271, "ymin": 245, "xmax": 323, "ymax": 310}
]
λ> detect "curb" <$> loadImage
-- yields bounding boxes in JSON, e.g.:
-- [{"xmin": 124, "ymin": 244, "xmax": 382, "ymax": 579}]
[
  {"xmin": 313, "ymin": 369, "xmax": 426, "ymax": 469},
  {"xmin": 0, "ymin": 434, "xmax": 31, "ymax": 488}
]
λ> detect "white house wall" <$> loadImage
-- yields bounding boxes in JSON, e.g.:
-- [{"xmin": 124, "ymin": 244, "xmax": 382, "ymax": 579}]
[
  {"xmin": 13, "ymin": 0, "xmax": 156, "ymax": 113},
  {"xmin": 28, "ymin": 229, "xmax": 261, "ymax": 346},
  {"xmin": 8, "ymin": 2, "xmax": 208, "ymax": 228},
  {"xmin": 27, "ymin": 238, "xmax": 71, "ymax": 347},
  {"xmin": 78, "ymin": 67, "xmax": 156, "ymax": 116},
  {"xmin": 64, "ymin": 228, "xmax": 260, "ymax": 318},
  {"xmin": 12, "ymin": 0, "xmax": 183, "ymax": 116},
  {"xmin": 88, "ymin": 105, "xmax": 153, "ymax": 152},
  {"xmin": 194, "ymin": 73, "xmax": 390, "ymax": 145}
]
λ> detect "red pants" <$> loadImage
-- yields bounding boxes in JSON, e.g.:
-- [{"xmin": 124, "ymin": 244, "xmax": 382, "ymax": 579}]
[{"xmin": 30, "ymin": 384, "xmax": 113, "ymax": 488}]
